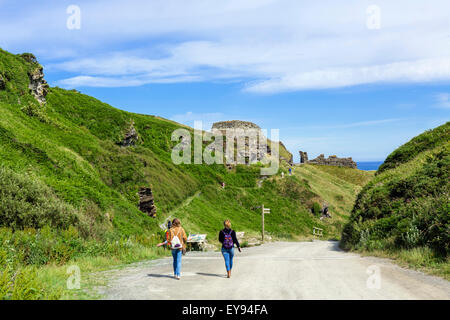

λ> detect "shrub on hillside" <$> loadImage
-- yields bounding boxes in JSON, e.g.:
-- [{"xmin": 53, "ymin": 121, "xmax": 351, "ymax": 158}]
[
  {"xmin": 0, "ymin": 167, "xmax": 79, "ymax": 230},
  {"xmin": 19, "ymin": 53, "xmax": 37, "ymax": 64},
  {"xmin": 20, "ymin": 103, "xmax": 50, "ymax": 124},
  {"xmin": 277, "ymin": 177, "xmax": 316, "ymax": 205},
  {"xmin": 312, "ymin": 202, "xmax": 322, "ymax": 216}
]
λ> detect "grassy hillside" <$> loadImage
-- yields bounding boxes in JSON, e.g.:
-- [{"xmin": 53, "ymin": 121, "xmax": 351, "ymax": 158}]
[
  {"xmin": 0, "ymin": 48, "xmax": 373, "ymax": 299},
  {"xmin": 377, "ymin": 122, "xmax": 449, "ymax": 173},
  {"xmin": 293, "ymin": 164, "xmax": 374, "ymax": 237},
  {"xmin": 341, "ymin": 123, "xmax": 449, "ymax": 278}
]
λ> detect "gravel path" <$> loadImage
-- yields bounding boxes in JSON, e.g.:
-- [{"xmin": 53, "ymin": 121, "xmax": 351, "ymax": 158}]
[{"xmin": 96, "ymin": 241, "xmax": 450, "ymax": 300}]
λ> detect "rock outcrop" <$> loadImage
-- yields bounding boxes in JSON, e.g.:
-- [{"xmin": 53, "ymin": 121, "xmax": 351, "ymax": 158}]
[
  {"xmin": 28, "ymin": 66, "xmax": 49, "ymax": 105},
  {"xmin": 119, "ymin": 122, "xmax": 139, "ymax": 147},
  {"xmin": 299, "ymin": 150, "xmax": 357, "ymax": 169},
  {"xmin": 138, "ymin": 187, "xmax": 157, "ymax": 218}
]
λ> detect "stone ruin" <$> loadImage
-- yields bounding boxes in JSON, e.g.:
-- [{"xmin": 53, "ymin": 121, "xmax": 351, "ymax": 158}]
[
  {"xmin": 299, "ymin": 150, "xmax": 357, "ymax": 169},
  {"xmin": 210, "ymin": 120, "xmax": 294, "ymax": 166},
  {"xmin": 211, "ymin": 120, "xmax": 269, "ymax": 164},
  {"xmin": 299, "ymin": 151, "xmax": 309, "ymax": 164},
  {"xmin": 212, "ymin": 120, "xmax": 261, "ymax": 132},
  {"xmin": 138, "ymin": 187, "xmax": 157, "ymax": 218}
]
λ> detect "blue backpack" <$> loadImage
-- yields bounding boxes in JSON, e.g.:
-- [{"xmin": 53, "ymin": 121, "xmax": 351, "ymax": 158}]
[{"xmin": 223, "ymin": 229, "xmax": 234, "ymax": 249}]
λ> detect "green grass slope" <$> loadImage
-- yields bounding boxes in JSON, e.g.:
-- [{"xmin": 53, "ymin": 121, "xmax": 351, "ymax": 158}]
[
  {"xmin": 377, "ymin": 122, "xmax": 449, "ymax": 173},
  {"xmin": 0, "ymin": 48, "xmax": 334, "ymax": 240},
  {"xmin": 293, "ymin": 164, "xmax": 374, "ymax": 237},
  {"xmin": 0, "ymin": 48, "xmax": 374, "ymax": 298},
  {"xmin": 341, "ymin": 123, "xmax": 449, "ymax": 278}
]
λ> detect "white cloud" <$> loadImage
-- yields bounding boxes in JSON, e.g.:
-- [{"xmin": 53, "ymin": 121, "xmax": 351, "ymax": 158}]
[
  {"xmin": 245, "ymin": 58, "xmax": 450, "ymax": 93},
  {"xmin": 3, "ymin": 0, "xmax": 450, "ymax": 92},
  {"xmin": 58, "ymin": 74, "xmax": 201, "ymax": 88}
]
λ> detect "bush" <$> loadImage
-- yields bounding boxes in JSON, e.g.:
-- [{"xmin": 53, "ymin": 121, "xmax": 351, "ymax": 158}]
[
  {"xmin": 20, "ymin": 103, "xmax": 50, "ymax": 123},
  {"xmin": 0, "ymin": 167, "xmax": 79, "ymax": 230},
  {"xmin": 312, "ymin": 202, "xmax": 322, "ymax": 216}
]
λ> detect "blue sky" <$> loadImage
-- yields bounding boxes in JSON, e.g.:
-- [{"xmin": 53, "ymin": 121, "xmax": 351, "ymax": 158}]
[{"xmin": 1, "ymin": 0, "xmax": 449, "ymax": 161}]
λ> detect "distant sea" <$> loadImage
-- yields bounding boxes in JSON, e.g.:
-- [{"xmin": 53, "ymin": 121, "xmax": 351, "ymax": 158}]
[{"xmin": 357, "ymin": 161, "xmax": 383, "ymax": 171}]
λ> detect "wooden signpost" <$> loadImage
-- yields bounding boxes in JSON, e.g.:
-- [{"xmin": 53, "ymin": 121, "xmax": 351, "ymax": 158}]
[{"xmin": 261, "ymin": 205, "xmax": 270, "ymax": 242}]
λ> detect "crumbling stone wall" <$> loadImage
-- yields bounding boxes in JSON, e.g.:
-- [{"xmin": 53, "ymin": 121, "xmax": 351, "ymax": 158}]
[
  {"xmin": 299, "ymin": 151, "xmax": 308, "ymax": 164},
  {"xmin": 211, "ymin": 120, "xmax": 293, "ymax": 166},
  {"xmin": 211, "ymin": 120, "xmax": 267, "ymax": 164},
  {"xmin": 299, "ymin": 150, "xmax": 357, "ymax": 169},
  {"xmin": 212, "ymin": 120, "xmax": 261, "ymax": 132}
]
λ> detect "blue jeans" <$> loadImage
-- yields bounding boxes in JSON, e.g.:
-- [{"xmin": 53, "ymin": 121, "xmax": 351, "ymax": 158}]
[
  {"xmin": 221, "ymin": 247, "xmax": 234, "ymax": 271},
  {"xmin": 172, "ymin": 249, "xmax": 182, "ymax": 276}
]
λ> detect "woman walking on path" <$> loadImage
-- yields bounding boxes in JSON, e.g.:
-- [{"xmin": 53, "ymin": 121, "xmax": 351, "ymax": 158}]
[
  {"xmin": 218, "ymin": 220, "xmax": 241, "ymax": 278},
  {"xmin": 164, "ymin": 218, "xmax": 187, "ymax": 280}
]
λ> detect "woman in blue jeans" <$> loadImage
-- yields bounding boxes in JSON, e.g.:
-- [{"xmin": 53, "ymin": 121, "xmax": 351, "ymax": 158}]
[
  {"xmin": 218, "ymin": 220, "xmax": 241, "ymax": 278},
  {"xmin": 158, "ymin": 218, "xmax": 187, "ymax": 280}
]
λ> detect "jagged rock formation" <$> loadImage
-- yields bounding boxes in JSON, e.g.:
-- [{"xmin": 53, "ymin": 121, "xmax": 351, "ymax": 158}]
[
  {"xmin": 119, "ymin": 122, "xmax": 139, "ymax": 146},
  {"xmin": 299, "ymin": 150, "xmax": 357, "ymax": 169},
  {"xmin": 28, "ymin": 66, "xmax": 49, "ymax": 105},
  {"xmin": 138, "ymin": 187, "xmax": 157, "ymax": 218}
]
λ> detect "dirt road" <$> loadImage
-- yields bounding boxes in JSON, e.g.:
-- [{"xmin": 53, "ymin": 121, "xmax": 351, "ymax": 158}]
[{"xmin": 96, "ymin": 241, "xmax": 449, "ymax": 300}]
